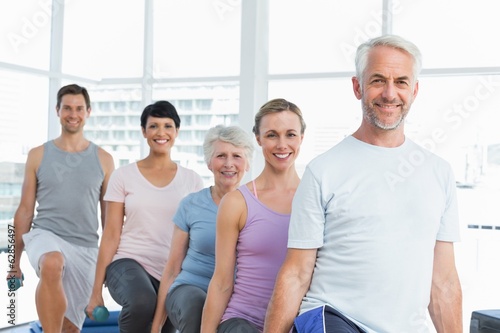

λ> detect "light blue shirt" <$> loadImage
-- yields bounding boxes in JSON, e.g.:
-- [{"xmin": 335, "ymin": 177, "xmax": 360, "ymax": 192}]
[{"xmin": 169, "ymin": 187, "xmax": 217, "ymax": 292}]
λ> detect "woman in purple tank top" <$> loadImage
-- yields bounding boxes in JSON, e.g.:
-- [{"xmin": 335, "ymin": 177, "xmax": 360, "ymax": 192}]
[{"xmin": 201, "ymin": 98, "xmax": 306, "ymax": 333}]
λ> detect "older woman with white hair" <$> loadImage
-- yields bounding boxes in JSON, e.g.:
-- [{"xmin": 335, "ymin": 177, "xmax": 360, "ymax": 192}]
[{"xmin": 151, "ymin": 124, "xmax": 254, "ymax": 333}]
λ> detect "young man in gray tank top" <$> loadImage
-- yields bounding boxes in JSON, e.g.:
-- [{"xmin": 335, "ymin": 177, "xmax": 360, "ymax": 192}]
[{"xmin": 8, "ymin": 84, "xmax": 115, "ymax": 333}]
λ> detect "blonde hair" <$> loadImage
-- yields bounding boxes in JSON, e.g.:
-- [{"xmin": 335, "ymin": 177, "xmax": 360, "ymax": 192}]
[{"xmin": 252, "ymin": 98, "xmax": 306, "ymax": 135}]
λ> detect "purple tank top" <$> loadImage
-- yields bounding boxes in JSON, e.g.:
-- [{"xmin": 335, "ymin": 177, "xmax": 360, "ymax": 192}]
[{"xmin": 221, "ymin": 184, "xmax": 290, "ymax": 331}]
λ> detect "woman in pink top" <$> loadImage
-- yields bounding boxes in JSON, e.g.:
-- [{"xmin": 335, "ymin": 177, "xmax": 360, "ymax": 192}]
[
  {"xmin": 201, "ymin": 99, "xmax": 306, "ymax": 333},
  {"xmin": 86, "ymin": 101, "xmax": 203, "ymax": 333}
]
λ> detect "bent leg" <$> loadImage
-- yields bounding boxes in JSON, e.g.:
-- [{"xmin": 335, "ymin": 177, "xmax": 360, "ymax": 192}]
[
  {"xmin": 36, "ymin": 251, "xmax": 66, "ymax": 333},
  {"xmin": 106, "ymin": 258, "xmax": 174, "ymax": 333},
  {"xmin": 166, "ymin": 284, "xmax": 206, "ymax": 332},
  {"xmin": 24, "ymin": 229, "xmax": 96, "ymax": 332}
]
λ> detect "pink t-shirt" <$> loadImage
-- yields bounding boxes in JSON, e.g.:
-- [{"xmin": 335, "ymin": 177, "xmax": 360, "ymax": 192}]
[{"xmin": 104, "ymin": 162, "xmax": 203, "ymax": 280}]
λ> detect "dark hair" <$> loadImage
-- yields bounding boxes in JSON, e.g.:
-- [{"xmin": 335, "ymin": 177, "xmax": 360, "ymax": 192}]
[
  {"xmin": 252, "ymin": 98, "xmax": 306, "ymax": 135},
  {"xmin": 56, "ymin": 84, "xmax": 91, "ymax": 110},
  {"xmin": 140, "ymin": 100, "xmax": 181, "ymax": 129}
]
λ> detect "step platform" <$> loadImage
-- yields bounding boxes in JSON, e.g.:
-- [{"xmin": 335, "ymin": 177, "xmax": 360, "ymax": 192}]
[
  {"xmin": 28, "ymin": 310, "xmax": 120, "ymax": 333},
  {"xmin": 471, "ymin": 309, "xmax": 500, "ymax": 333}
]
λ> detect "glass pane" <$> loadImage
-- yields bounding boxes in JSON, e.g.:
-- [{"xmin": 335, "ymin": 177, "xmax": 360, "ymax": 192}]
[
  {"xmin": 0, "ymin": 0, "xmax": 51, "ymax": 69},
  {"xmin": 153, "ymin": 0, "xmax": 241, "ymax": 78},
  {"xmin": 0, "ymin": 70, "xmax": 48, "ymax": 163},
  {"xmin": 62, "ymin": 0, "xmax": 144, "ymax": 78},
  {"xmin": 394, "ymin": 0, "xmax": 500, "ymax": 68},
  {"xmin": 153, "ymin": 83, "xmax": 240, "ymax": 185},
  {"xmin": 269, "ymin": 0, "xmax": 382, "ymax": 74}
]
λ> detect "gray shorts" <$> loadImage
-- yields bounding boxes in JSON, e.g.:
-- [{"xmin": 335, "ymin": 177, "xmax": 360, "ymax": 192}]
[{"xmin": 23, "ymin": 228, "xmax": 98, "ymax": 329}]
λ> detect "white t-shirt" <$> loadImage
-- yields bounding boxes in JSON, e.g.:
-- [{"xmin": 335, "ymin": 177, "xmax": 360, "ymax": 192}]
[
  {"xmin": 288, "ymin": 136, "xmax": 460, "ymax": 333},
  {"xmin": 105, "ymin": 162, "xmax": 203, "ymax": 280}
]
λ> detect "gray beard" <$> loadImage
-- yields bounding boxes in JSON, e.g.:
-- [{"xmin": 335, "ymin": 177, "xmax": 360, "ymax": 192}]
[{"xmin": 362, "ymin": 102, "xmax": 408, "ymax": 130}]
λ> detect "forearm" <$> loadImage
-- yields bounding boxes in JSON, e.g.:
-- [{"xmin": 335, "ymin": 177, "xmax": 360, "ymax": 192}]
[
  {"xmin": 91, "ymin": 236, "xmax": 120, "ymax": 295},
  {"xmin": 264, "ymin": 274, "xmax": 306, "ymax": 333},
  {"xmin": 12, "ymin": 208, "xmax": 33, "ymax": 269},
  {"xmin": 13, "ymin": 231, "xmax": 27, "ymax": 269},
  {"xmin": 428, "ymin": 274, "xmax": 463, "ymax": 332},
  {"xmin": 151, "ymin": 269, "xmax": 177, "ymax": 330},
  {"xmin": 201, "ymin": 281, "xmax": 233, "ymax": 333},
  {"xmin": 264, "ymin": 248, "xmax": 317, "ymax": 333},
  {"xmin": 87, "ymin": 245, "xmax": 117, "ymax": 315},
  {"xmin": 151, "ymin": 308, "xmax": 167, "ymax": 333},
  {"xmin": 86, "ymin": 239, "xmax": 121, "ymax": 317}
]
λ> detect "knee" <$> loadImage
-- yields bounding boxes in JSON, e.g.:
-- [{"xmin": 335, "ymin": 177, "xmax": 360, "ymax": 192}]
[
  {"xmin": 183, "ymin": 287, "xmax": 206, "ymax": 312},
  {"xmin": 169, "ymin": 289, "xmax": 205, "ymax": 325},
  {"xmin": 190, "ymin": 291, "xmax": 206, "ymax": 305},
  {"xmin": 39, "ymin": 252, "xmax": 65, "ymax": 281},
  {"xmin": 185, "ymin": 293, "xmax": 205, "ymax": 313}
]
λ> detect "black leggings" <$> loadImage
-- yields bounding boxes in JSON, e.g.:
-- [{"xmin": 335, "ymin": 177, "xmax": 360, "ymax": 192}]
[
  {"xmin": 106, "ymin": 258, "xmax": 176, "ymax": 333},
  {"xmin": 166, "ymin": 284, "xmax": 207, "ymax": 332}
]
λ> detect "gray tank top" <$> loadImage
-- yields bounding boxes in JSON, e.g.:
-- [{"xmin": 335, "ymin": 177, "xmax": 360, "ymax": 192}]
[{"xmin": 32, "ymin": 140, "xmax": 104, "ymax": 248}]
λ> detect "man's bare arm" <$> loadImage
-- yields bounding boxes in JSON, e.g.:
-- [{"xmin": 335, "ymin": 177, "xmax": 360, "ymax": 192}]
[
  {"xmin": 264, "ymin": 248, "xmax": 317, "ymax": 333},
  {"xmin": 10, "ymin": 146, "xmax": 43, "ymax": 279},
  {"xmin": 428, "ymin": 241, "xmax": 462, "ymax": 333}
]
